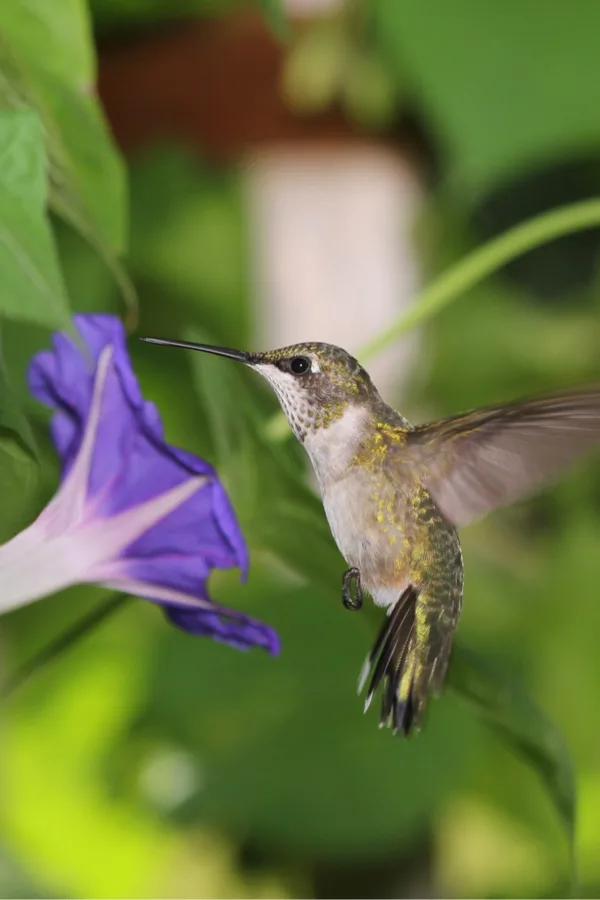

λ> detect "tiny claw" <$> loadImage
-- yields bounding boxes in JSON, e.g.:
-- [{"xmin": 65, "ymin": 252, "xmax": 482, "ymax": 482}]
[{"xmin": 342, "ymin": 567, "xmax": 362, "ymax": 611}]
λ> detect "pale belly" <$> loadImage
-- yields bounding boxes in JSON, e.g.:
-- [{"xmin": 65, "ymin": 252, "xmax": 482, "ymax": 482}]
[{"xmin": 320, "ymin": 474, "xmax": 411, "ymax": 607}]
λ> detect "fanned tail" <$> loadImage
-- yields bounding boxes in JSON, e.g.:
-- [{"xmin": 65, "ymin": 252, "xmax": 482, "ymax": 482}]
[{"xmin": 358, "ymin": 584, "xmax": 448, "ymax": 736}]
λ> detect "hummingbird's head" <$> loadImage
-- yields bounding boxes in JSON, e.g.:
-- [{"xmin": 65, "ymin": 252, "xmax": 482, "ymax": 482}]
[
  {"xmin": 253, "ymin": 342, "xmax": 378, "ymax": 439},
  {"xmin": 140, "ymin": 338, "xmax": 378, "ymax": 441}
]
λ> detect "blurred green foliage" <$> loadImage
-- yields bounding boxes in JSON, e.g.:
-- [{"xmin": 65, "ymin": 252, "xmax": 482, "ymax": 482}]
[
  {"xmin": 281, "ymin": 15, "xmax": 399, "ymax": 130},
  {"xmin": 0, "ymin": 0, "xmax": 133, "ymax": 320},
  {"xmin": 0, "ymin": 0, "xmax": 600, "ymax": 898},
  {"xmin": 373, "ymin": 0, "xmax": 600, "ymax": 195}
]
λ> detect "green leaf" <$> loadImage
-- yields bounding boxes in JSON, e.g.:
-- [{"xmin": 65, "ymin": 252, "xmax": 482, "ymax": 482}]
[
  {"xmin": 0, "ymin": 423, "xmax": 38, "ymax": 543},
  {"xmin": 0, "ymin": 104, "xmax": 45, "ymax": 207},
  {"xmin": 0, "ymin": 0, "xmax": 94, "ymax": 88},
  {"xmin": 0, "ymin": 325, "xmax": 38, "ymax": 542},
  {"xmin": 374, "ymin": 0, "xmax": 600, "ymax": 193},
  {"xmin": 0, "ymin": 325, "xmax": 37, "ymax": 459},
  {"xmin": 0, "ymin": 0, "xmax": 136, "ymax": 320},
  {"xmin": 254, "ymin": 0, "xmax": 290, "ymax": 41},
  {"xmin": 0, "ymin": 109, "xmax": 71, "ymax": 329},
  {"xmin": 448, "ymin": 642, "xmax": 577, "ymax": 889}
]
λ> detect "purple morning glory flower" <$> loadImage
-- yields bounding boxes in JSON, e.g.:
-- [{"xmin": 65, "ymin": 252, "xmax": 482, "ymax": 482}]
[{"xmin": 0, "ymin": 314, "xmax": 278, "ymax": 655}]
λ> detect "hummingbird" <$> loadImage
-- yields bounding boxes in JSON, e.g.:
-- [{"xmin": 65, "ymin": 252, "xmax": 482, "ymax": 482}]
[{"xmin": 141, "ymin": 336, "xmax": 600, "ymax": 736}]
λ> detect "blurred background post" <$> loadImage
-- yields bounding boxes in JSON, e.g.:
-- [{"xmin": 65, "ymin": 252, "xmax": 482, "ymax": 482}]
[{"xmin": 1, "ymin": 0, "xmax": 600, "ymax": 897}]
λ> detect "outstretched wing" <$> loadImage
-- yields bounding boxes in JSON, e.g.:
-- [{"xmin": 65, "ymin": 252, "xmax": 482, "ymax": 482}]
[{"xmin": 403, "ymin": 387, "xmax": 600, "ymax": 527}]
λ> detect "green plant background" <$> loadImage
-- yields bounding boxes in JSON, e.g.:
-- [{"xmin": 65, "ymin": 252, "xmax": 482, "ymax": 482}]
[{"xmin": 0, "ymin": 1, "xmax": 599, "ymax": 897}]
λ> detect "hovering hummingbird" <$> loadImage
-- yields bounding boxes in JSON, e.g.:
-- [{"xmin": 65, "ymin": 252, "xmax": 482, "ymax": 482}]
[{"xmin": 141, "ymin": 336, "xmax": 600, "ymax": 736}]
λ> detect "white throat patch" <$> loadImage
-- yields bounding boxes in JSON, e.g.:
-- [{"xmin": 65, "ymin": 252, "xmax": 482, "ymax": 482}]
[{"xmin": 254, "ymin": 364, "xmax": 314, "ymax": 440}]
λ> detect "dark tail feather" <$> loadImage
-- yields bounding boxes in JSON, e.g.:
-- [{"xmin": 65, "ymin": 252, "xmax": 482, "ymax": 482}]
[
  {"xmin": 358, "ymin": 585, "xmax": 421, "ymax": 736},
  {"xmin": 429, "ymin": 634, "xmax": 453, "ymax": 695}
]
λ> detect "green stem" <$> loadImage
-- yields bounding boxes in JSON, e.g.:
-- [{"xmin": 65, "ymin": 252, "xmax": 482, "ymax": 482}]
[
  {"xmin": 265, "ymin": 198, "xmax": 600, "ymax": 442},
  {"xmin": 359, "ymin": 197, "xmax": 600, "ymax": 361}
]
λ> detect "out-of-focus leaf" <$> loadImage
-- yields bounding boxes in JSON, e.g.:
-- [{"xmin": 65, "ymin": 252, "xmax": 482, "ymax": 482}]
[
  {"xmin": 0, "ymin": 847, "xmax": 52, "ymax": 899},
  {"xmin": 341, "ymin": 51, "xmax": 398, "ymax": 132},
  {"xmin": 255, "ymin": 0, "xmax": 290, "ymax": 41},
  {"xmin": 0, "ymin": 0, "xmax": 93, "ymax": 87},
  {"xmin": 129, "ymin": 151, "xmax": 247, "ymax": 342},
  {"xmin": 0, "ymin": 327, "xmax": 38, "ymax": 542},
  {"xmin": 178, "ymin": 325, "xmax": 270, "ymax": 517},
  {"xmin": 0, "ymin": 0, "xmax": 135, "ymax": 319},
  {"xmin": 90, "ymin": 0, "xmax": 236, "ymax": 32},
  {"xmin": 448, "ymin": 642, "xmax": 577, "ymax": 887},
  {"xmin": 132, "ymin": 567, "xmax": 475, "ymax": 856},
  {"xmin": 0, "ymin": 109, "xmax": 70, "ymax": 329},
  {"xmin": 0, "ymin": 326, "xmax": 36, "ymax": 459},
  {"xmin": 374, "ymin": 0, "xmax": 600, "ymax": 193},
  {"xmin": 282, "ymin": 20, "xmax": 349, "ymax": 114},
  {"xmin": 0, "ymin": 105, "xmax": 45, "ymax": 207},
  {"xmin": 252, "ymin": 500, "xmax": 340, "ymax": 589},
  {"xmin": 0, "ymin": 593, "xmax": 177, "ymax": 898}
]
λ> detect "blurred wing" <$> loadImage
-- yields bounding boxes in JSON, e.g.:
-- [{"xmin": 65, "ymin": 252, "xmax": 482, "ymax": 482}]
[{"xmin": 404, "ymin": 388, "xmax": 600, "ymax": 527}]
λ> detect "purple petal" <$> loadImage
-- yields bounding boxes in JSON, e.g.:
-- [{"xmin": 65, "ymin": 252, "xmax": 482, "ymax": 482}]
[
  {"xmin": 99, "ymin": 573, "xmax": 280, "ymax": 655},
  {"xmin": 165, "ymin": 607, "xmax": 280, "ymax": 654},
  {"xmin": 27, "ymin": 314, "xmax": 269, "ymax": 653}
]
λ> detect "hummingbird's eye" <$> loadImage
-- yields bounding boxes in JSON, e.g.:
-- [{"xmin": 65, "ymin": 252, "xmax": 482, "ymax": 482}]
[{"xmin": 290, "ymin": 356, "xmax": 310, "ymax": 375}]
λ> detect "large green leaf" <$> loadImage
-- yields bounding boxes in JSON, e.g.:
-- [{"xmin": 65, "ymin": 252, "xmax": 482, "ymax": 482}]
[
  {"xmin": 0, "ymin": 109, "xmax": 71, "ymax": 329},
  {"xmin": 0, "ymin": 0, "xmax": 94, "ymax": 88},
  {"xmin": 374, "ymin": 0, "xmax": 600, "ymax": 193},
  {"xmin": 448, "ymin": 642, "xmax": 577, "ymax": 887},
  {"xmin": 0, "ymin": 0, "xmax": 135, "ymax": 318}
]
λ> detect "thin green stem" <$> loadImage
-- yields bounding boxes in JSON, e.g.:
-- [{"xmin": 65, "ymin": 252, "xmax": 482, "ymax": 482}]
[
  {"xmin": 359, "ymin": 197, "xmax": 600, "ymax": 361},
  {"xmin": 265, "ymin": 198, "xmax": 600, "ymax": 442},
  {"xmin": 0, "ymin": 592, "xmax": 130, "ymax": 701}
]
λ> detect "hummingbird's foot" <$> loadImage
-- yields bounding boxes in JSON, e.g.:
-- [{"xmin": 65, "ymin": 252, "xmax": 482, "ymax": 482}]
[{"xmin": 342, "ymin": 567, "xmax": 362, "ymax": 611}]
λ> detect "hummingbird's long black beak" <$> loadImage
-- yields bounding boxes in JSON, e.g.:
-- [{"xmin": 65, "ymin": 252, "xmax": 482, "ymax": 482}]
[{"xmin": 140, "ymin": 336, "xmax": 255, "ymax": 364}]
